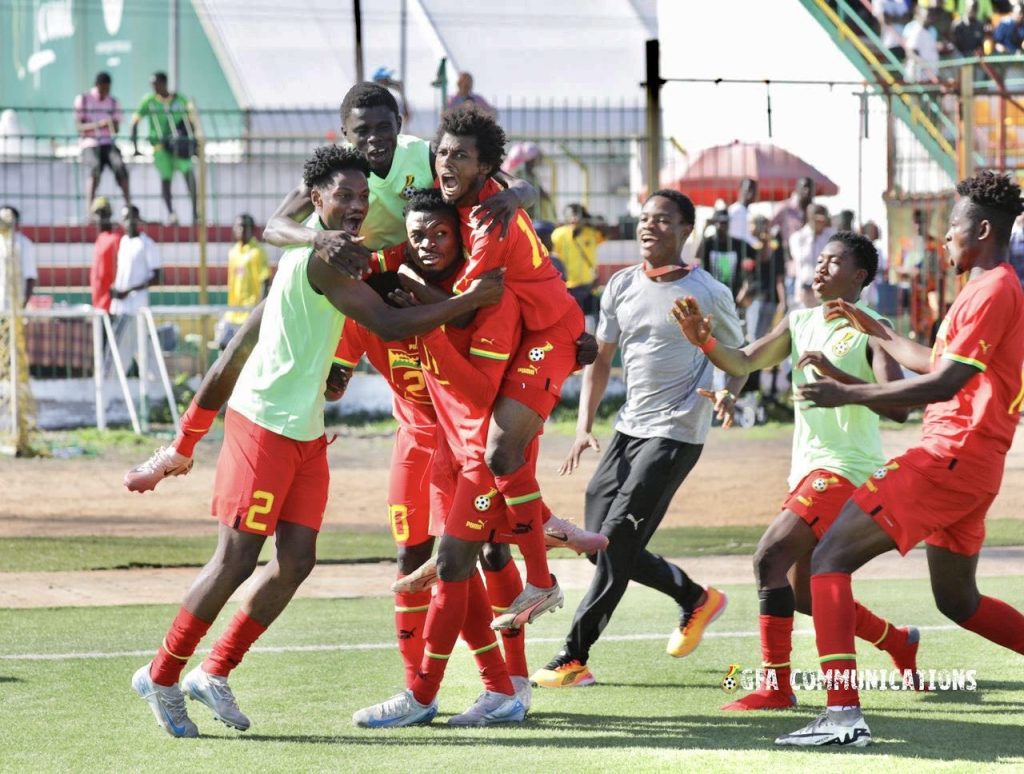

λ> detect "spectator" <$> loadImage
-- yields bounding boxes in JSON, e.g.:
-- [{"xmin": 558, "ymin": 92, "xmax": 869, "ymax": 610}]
[
  {"xmin": 728, "ymin": 177, "xmax": 758, "ymax": 246},
  {"xmin": 446, "ymin": 71, "xmax": 496, "ymax": 117},
  {"xmin": 130, "ymin": 72, "xmax": 198, "ymax": 225},
  {"xmin": 746, "ymin": 215, "xmax": 788, "ymax": 402},
  {"xmin": 860, "ymin": 220, "xmax": 890, "ymax": 307},
  {"xmin": 833, "ymin": 208, "xmax": 856, "ymax": 232},
  {"xmin": 74, "ymin": 72, "xmax": 132, "ymax": 217},
  {"xmin": 770, "ymin": 176, "xmax": 815, "ymax": 247},
  {"xmin": 534, "ymin": 220, "xmax": 566, "ymax": 280},
  {"xmin": 700, "ymin": 207, "xmax": 752, "ymax": 308},
  {"xmin": 111, "ymin": 206, "xmax": 161, "ymax": 315},
  {"xmin": 789, "ymin": 203, "xmax": 835, "ymax": 309},
  {"xmin": 952, "ymin": 0, "xmax": 990, "ymax": 55},
  {"xmin": 216, "ymin": 214, "xmax": 270, "ymax": 350},
  {"xmin": 502, "ymin": 141, "xmax": 556, "ymax": 221},
  {"xmin": 872, "ymin": 0, "xmax": 912, "ymax": 59},
  {"xmin": 0, "ymin": 205, "xmax": 37, "ymax": 311},
  {"xmin": 904, "ymin": 6, "xmax": 942, "ymax": 82},
  {"xmin": 552, "ymin": 204, "xmax": 605, "ymax": 333},
  {"xmin": 89, "ymin": 197, "xmax": 121, "ymax": 313},
  {"xmin": 993, "ymin": 1, "xmax": 1024, "ymax": 52}
]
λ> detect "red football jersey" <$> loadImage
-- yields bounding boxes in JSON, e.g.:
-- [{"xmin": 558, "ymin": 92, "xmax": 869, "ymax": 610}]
[
  {"xmin": 334, "ymin": 318, "xmax": 436, "ymax": 443},
  {"xmin": 920, "ymin": 262, "xmax": 1024, "ymax": 492},
  {"xmin": 419, "ymin": 292, "xmax": 522, "ymax": 468},
  {"xmin": 452, "ymin": 178, "xmax": 576, "ymax": 332}
]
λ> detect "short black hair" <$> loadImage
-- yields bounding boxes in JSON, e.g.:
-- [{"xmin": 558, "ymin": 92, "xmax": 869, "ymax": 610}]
[
  {"xmin": 829, "ymin": 230, "xmax": 878, "ymax": 288},
  {"xmin": 152, "ymin": 71, "xmax": 168, "ymax": 83},
  {"xmin": 956, "ymin": 170, "xmax": 1023, "ymax": 241},
  {"xmin": 436, "ymin": 106, "xmax": 506, "ymax": 175},
  {"xmin": 302, "ymin": 145, "xmax": 370, "ymax": 190},
  {"xmin": 403, "ymin": 187, "xmax": 459, "ymax": 222},
  {"xmin": 122, "ymin": 204, "xmax": 140, "ymax": 218},
  {"xmin": 1, "ymin": 204, "xmax": 20, "ymax": 224},
  {"xmin": 340, "ymin": 82, "xmax": 400, "ymax": 124},
  {"xmin": 648, "ymin": 189, "xmax": 696, "ymax": 226},
  {"xmin": 565, "ymin": 203, "xmax": 591, "ymax": 219},
  {"xmin": 95, "ymin": 71, "xmax": 111, "ymax": 85},
  {"xmin": 236, "ymin": 213, "xmax": 255, "ymax": 229}
]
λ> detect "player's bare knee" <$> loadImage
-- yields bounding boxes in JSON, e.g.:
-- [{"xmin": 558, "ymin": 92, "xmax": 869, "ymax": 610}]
[
  {"xmin": 934, "ymin": 588, "xmax": 980, "ymax": 624},
  {"xmin": 397, "ymin": 540, "xmax": 434, "ymax": 576},
  {"xmin": 436, "ymin": 554, "xmax": 474, "ymax": 582},
  {"xmin": 276, "ymin": 551, "xmax": 316, "ymax": 587},
  {"xmin": 754, "ymin": 540, "xmax": 791, "ymax": 589},
  {"xmin": 485, "ymin": 445, "xmax": 522, "ymax": 478}
]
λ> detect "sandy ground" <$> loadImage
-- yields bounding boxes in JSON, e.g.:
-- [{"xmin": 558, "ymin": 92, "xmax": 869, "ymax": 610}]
[
  {"xmin": 4, "ymin": 423, "xmax": 1024, "ymax": 538},
  {"xmin": 2, "ymin": 423, "xmax": 1023, "ymax": 608}
]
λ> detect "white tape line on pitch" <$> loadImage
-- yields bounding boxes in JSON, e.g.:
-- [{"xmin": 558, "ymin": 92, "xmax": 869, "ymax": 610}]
[{"xmin": 0, "ymin": 624, "xmax": 962, "ymax": 662}]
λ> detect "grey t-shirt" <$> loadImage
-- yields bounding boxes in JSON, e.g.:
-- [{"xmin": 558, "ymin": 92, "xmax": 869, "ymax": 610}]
[{"xmin": 597, "ymin": 264, "xmax": 744, "ymax": 444}]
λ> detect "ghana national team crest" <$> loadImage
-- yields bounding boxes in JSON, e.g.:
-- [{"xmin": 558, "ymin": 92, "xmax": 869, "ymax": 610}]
[
  {"xmin": 831, "ymin": 328, "xmax": 858, "ymax": 357},
  {"xmin": 400, "ymin": 174, "xmax": 417, "ymax": 199},
  {"xmin": 528, "ymin": 342, "xmax": 554, "ymax": 362},
  {"xmin": 872, "ymin": 462, "xmax": 900, "ymax": 480},
  {"xmin": 474, "ymin": 488, "xmax": 499, "ymax": 512},
  {"xmin": 812, "ymin": 475, "xmax": 839, "ymax": 492},
  {"xmin": 720, "ymin": 664, "xmax": 742, "ymax": 693}
]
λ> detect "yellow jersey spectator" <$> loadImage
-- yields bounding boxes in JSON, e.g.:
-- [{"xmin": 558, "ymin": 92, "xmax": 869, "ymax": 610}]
[
  {"xmin": 551, "ymin": 203, "xmax": 605, "ymax": 331},
  {"xmin": 218, "ymin": 214, "xmax": 270, "ymax": 349}
]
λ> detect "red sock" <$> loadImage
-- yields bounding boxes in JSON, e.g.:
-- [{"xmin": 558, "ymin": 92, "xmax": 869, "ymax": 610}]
[
  {"xmin": 494, "ymin": 465, "xmax": 550, "ymax": 589},
  {"xmin": 810, "ymin": 573, "xmax": 859, "ymax": 707},
  {"xmin": 150, "ymin": 607, "xmax": 212, "ymax": 686},
  {"xmin": 462, "ymin": 572, "xmax": 515, "ymax": 695},
  {"xmin": 395, "ymin": 586, "xmax": 432, "ymax": 689},
  {"xmin": 411, "ymin": 578, "xmax": 469, "ymax": 706},
  {"xmin": 202, "ymin": 610, "xmax": 268, "ymax": 678},
  {"xmin": 483, "ymin": 561, "xmax": 528, "ymax": 677},
  {"xmin": 759, "ymin": 614, "xmax": 793, "ymax": 695},
  {"xmin": 853, "ymin": 601, "xmax": 896, "ymax": 651},
  {"xmin": 961, "ymin": 595, "xmax": 1024, "ymax": 654},
  {"xmin": 540, "ymin": 501, "xmax": 552, "ymax": 525}
]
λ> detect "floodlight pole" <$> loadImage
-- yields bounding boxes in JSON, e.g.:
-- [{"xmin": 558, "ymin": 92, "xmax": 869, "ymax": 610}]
[
  {"xmin": 354, "ymin": 0, "xmax": 365, "ymax": 82},
  {"xmin": 643, "ymin": 39, "xmax": 663, "ymax": 195},
  {"xmin": 169, "ymin": 0, "xmax": 180, "ymax": 91}
]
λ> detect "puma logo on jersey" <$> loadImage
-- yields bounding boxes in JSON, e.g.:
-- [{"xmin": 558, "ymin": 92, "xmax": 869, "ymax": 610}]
[
  {"xmin": 625, "ymin": 514, "xmax": 644, "ymax": 530},
  {"xmin": 979, "ymin": 339, "xmax": 991, "ymax": 353},
  {"xmin": 479, "ymin": 337, "xmax": 497, "ymax": 345}
]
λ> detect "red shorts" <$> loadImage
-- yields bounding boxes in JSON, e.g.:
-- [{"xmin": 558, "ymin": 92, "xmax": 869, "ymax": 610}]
[
  {"xmin": 211, "ymin": 409, "xmax": 329, "ymax": 535},
  {"xmin": 500, "ymin": 305, "xmax": 585, "ymax": 419},
  {"xmin": 782, "ymin": 470, "xmax": 857, "ymax": 541},
  {"xmin": 851, "ymin": 447, "xmax": 995, "ymax": 556},
  {"xmin": 387, "ymin": 425, "xmax": 434, "ymax": 547}
]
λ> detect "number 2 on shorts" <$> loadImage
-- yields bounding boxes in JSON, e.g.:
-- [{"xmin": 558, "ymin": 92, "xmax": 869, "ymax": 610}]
[{"xmin": 245, "ymin": 490, "xmax": 275, "ymax": 532}]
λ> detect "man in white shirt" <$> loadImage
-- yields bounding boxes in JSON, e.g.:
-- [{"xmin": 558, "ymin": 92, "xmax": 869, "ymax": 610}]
[
  {"xmin": 728, "ymin": 178, "xmax": 758, "ymax": 246},
  {"xmin": 112, "ymin": 205, "xmax": 161, "ymax": 314},
  {"xmin": 789, "ymin": 203, "xmax": 835, "ymax": 309},
  {"xmin": 904, "ymin": 6, "xmax": 941, "ymax": 83},
  {"xmin": 0, "ymin": 205, "xmax": 37, "ymax": 312}
]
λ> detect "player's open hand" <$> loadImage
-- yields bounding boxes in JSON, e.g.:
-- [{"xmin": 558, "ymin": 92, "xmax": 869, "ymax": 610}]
[
  {"xmin": 671, "ymin": 297, "xmax": 713, "ymax": 347},
  {"xmin": 697, "ymin": 388, "xmax": 737, "ymax": 429},
  {"xmin": 796, "ymin": 350, "xmax": 849, "ymax": 384},
  {"xmin": 472, "ymin": 189, "xmax": 519, "ymax": 240},
  {"xmin": 822, "ymin": 299, "xmax": 889, "ymax": 339},
  {"xmin": 795, "ymin": 377, "xmax": 850, "ymax": 408},
  {"xmin": 575, "ymin": 332, "xmax": 598, "ymax": 366},
  {"xmin": 464, "ymin": 268, "xmax": 505, "ymax": 307},
  {"xmin": 325, "ymin": 363, "xmax": 351, "ymax": 402},
  {"xmin": 387, "ymin": 288, "xmax": 421, "ymax": 308},
  {"xmin": 560, "ymin": 432, "xmax": 601, "ymax": 476},
  {"xmin": 314, "ymin": 230, "xmax": 372, "ymax": 280}
]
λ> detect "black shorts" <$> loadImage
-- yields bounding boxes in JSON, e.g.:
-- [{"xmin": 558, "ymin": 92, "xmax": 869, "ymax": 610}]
[
  {"xmin": 568, "ymin": 283, "xmax": 598, "ymax": 316},
  {"xmin": 82, "ymin": 144, "xmax": 127, "ymax": 178}
]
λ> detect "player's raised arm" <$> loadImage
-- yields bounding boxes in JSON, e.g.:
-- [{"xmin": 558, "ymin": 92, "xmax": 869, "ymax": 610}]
[
  {"xmin": 823, "ymin": 298, "xmax": 933, "ymax": 374},
  {"xmin": 673, "ymin": 296, "xmax": 792, "ymax": 377}
]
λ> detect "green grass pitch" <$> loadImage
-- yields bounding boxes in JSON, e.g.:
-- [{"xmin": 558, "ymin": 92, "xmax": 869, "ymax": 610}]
[{"xmin": 3, "ymin": 576, "xmax": 1022, "ymax": 772}]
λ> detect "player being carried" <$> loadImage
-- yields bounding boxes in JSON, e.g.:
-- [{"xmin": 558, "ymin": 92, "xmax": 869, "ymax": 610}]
[
  {"xmin": 124, "ymin": 146, "xmax": 503, "ymax": 739},
  {"xmin": 775, "ymin": 171, "xmax": 1024, "ymax": 748},
  {"xmin": 673, "ymin": 230, "xmax": 921, "ymax": 712},
  {"xmin": 330, "ymin": 189, "xmax": 605, "ymax": 715},
  {"xmin": 352, "ymin": 188, "xmax": 561, "ymax": 727},
  {"xmin": 397, "ymin": 105, "xmax": 595, "ymax": 626}
]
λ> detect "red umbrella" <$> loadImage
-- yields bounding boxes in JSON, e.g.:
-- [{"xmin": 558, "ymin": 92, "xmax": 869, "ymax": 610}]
[{"xmin": 664, "ymin": 141, "xmax": 839, "ymax": 206}]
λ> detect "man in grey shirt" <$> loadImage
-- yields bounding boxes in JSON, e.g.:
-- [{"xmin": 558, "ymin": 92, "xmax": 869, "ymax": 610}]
[{"xmin": 531, "ymin": 189, "xmax": 746, "ymax": 689}]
